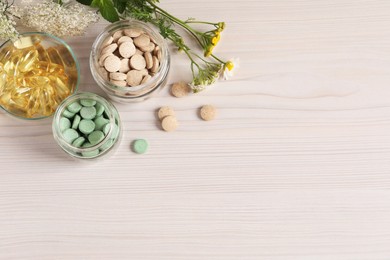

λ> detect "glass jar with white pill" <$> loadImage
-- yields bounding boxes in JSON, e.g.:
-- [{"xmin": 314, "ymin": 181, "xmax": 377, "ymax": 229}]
[
  {"xmin": 90, "ymin": 20, "xmax": 170, "ymax": 103},
  {"xmin": 52, "ymin": 92, "xmax": 122, "ymax": 160}
]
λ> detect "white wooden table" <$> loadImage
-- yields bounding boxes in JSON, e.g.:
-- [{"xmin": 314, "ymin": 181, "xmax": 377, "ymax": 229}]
[{"xmin": 1, "ymin": 0, "xmax": 390, "ymax": 259}]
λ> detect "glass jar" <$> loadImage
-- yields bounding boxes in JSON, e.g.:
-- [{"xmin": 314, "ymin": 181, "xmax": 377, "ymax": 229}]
[
  {"xmin": 52, "ymin": 92, "xmax": 122, "ymax": 160},
  {"xmin": 90, "ymin": 20, "xmax": 170, "ymax": 103},
  {"xmin": 0, "ymin": 32, "xmax": 79, "ymax": 120}
]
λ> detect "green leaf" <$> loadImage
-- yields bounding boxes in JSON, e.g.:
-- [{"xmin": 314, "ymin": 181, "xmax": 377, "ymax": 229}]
[
  {"xmin": 76, "ymin": 0, "xmax": 93, "ymax": 5},
  {"xmin": 113, "ymin": 0, "xmax": 126, "ymax": 14},
  {"xmin": 91, "ymin": 0, "xmax": 119, "ymax": 22}
]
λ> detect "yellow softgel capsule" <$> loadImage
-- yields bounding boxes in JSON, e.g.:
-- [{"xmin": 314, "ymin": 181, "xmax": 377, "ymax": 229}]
[
  {"xmin": 46, "ymin": 47, "xmax": 65, "ymax": 67},
  {"xmin": 35, "ymin": 44, "xmax": 50, "ymax": 62},
  {"xmin": 18, "ymin": 49, "xmax": 38, "ymax": 72}
]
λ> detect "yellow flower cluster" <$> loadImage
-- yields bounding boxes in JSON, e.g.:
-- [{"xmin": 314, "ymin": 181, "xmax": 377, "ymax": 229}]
[{"xmin": 203, "ymin": 22, "xmax": 225, "ymax": 57}]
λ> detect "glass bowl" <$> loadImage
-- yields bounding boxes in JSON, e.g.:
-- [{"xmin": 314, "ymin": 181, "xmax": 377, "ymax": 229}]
[
  {"xmin": 52, "ymin": 92, "xmax": 122, "ymax": 160},
  {"xmin": 90, "ymin": 20, "xmax": 170, "ymax": 103},
  {"xmin": 0, "ymin": 32, "xmax": 80, "ymax": 120}
]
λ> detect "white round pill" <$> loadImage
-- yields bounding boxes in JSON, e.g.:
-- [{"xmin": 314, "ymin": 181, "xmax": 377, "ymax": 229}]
[
  {"xmin": 104, "ymin": 55, "xmax": 121, "ymax": 72},
  {"xmin": 110, "ymin": 79, "xmax": 127, "ymax": 87},
  {"xmin": 124, "ymin": 28, "xmax": 143, "ymax": 38},
  {"xmin": 110, "ymin": 72, "xmax": 127, "ymax": 81},
  {"xmin": 161, "ymin": 115, "xmax": 178, "ymax": 132},
  {"xmin": 117, "ymin": 36, "xmax": 133, "ymax": 45},
  {"xmin": 119, "ymin": 58, "xmax": 130, "ymax": 73},
  {"xmin": 130, "ymin": 54, "xmax": 146, "ymax": 70},
  {"xmin": 144, "ymin": 52, "xmax": 153, "ymax": 69},
  {"xmin": 134, "ymin": 34, "xmax": 150, "ymax": 47},
  {"xmin": 126, "ymin": 70, "xmax": 143, "ymax": 87},
  {"xmin": 101, "ymin": 43, "xmax": 118, "ymax": 55},
  {"xmin": 119, "ymin": 41, "xmax": 136, "ymax": 58},
  {"xmin": 157, "ymin": 106, "xmax": 175, "ymax": 120}
]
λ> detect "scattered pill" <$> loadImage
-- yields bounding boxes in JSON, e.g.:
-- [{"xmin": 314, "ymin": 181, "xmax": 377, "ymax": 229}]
[
  {"xmin": 171, "ymin": 81, "xmax": 191, "ymax": 98},
  {"xmin": 161, "ymin": 115, "xmax": 178, "ymax": 132},
  {"xmin": 132, "ymin": 139, "xmax": 148, "ymax": 154},
  {"xmin": 158, "ymin": 106, "xmax": 175, "ymax": 120},
  {"xmin": 200, "ymin": 105, "xmax": 216, "ymax": 121}
]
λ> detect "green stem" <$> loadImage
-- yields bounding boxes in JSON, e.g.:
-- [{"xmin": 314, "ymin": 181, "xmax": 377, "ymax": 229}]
[
  {"xmin": 185, "ymin": 20, "xmax": 217, "ymax": 26},
  {"xmin": 147, "ymin": 1, "xmax": 205, "ymax": 48},
  {"xmin": 211, "ymin": 54, "xmax": 225, "ymax": 64}
]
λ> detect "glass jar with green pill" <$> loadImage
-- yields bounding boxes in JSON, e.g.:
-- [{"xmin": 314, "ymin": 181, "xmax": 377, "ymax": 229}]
[{"xmin": 52, "ymin": 92, "xmax": 122, "ymax": 160}]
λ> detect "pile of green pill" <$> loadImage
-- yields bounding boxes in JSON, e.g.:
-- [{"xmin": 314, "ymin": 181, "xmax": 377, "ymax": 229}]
[{"xmin": 59, "ymin": 98, "xmax": 120, "ymax": 158}]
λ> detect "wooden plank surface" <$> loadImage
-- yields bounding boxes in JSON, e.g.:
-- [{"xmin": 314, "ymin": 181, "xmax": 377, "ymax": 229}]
[{"xmin": 1, "ymin": 0, "xmax": 390, "ymax": 259}]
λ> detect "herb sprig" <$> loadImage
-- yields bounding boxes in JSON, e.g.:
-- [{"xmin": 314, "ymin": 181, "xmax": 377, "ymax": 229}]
[{"xmin": 77, "ymin": 0, "xmax": 236, "ymax": 92}]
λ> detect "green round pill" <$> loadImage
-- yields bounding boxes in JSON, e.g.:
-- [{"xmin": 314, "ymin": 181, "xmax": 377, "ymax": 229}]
[
  {"xmin": 94, "ymin": 116, "xmax": 109, "ymax": 131},
  {"xmin": 60, "ymin": 117, "xmax": 71, "ymax": 132},
  {"xmin": 67, "ymin": 101, "xmax": 82, "ymax": 113},
  {"xmin": 99, "ymin": 139, "xmax": 114, "ymax": 151},
  {"xmin": 103, "ymin": 123, "xmax": 119, "ymax": 138},
  {"xmin": 95, "ymin": 102, "xmax": 105, "ymax": 117},
  {"xmin": 79, "ymin": 119, "xmax": 95, "ymax": 134},
  {"xmin": 133, "ymin": 139, "xmax": 148, "ymax": 154},
  {"xmin": 62, "ymin": 109, "xmax": 75, "ymax": 119},
  {"xmin": 88, "ymin": 130, "xmax": 105, "ymax": 145},
  {"xmin": 80, "ymin": 106, "xmax": 97, "ymax": 120},
  {"xmin": 80, "ymin": 99, "xmax": 96, "ymax": 107},
  {"xmin": 71, "ymin": 114, "xmax": 81, "ymax": 129},
  {"xmin": 72, "ymin": 136, "xmax": 86, "ymax": 148},
  {"xmin": 62, "ymin": 128, "xmax": 79, "ymax": 144},
  {"xmin": 81, "ymin": 142, "xmax": 99, "ymax": 158}
]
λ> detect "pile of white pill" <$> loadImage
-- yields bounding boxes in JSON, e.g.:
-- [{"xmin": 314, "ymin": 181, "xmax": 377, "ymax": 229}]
[
  {"xmin": 158, "ymin": 106, "xmax": 178, "ymax": 132},
  {"xmin": 98, "ymin": 28, "xmax": 162, "ymax": 88}
]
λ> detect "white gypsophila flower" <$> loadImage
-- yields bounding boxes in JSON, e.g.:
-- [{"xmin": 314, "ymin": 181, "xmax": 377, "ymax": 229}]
[
  {"xmin": 20, "ymin": 0, "xmax": 99, "ymax": 37},
  {"xmin": 221, "ymin": 57, "xmax": 239, "ymax": 80},
  {"xmin": 0, "ymin": 0, "xmax": 19, "ymax": 41}
]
